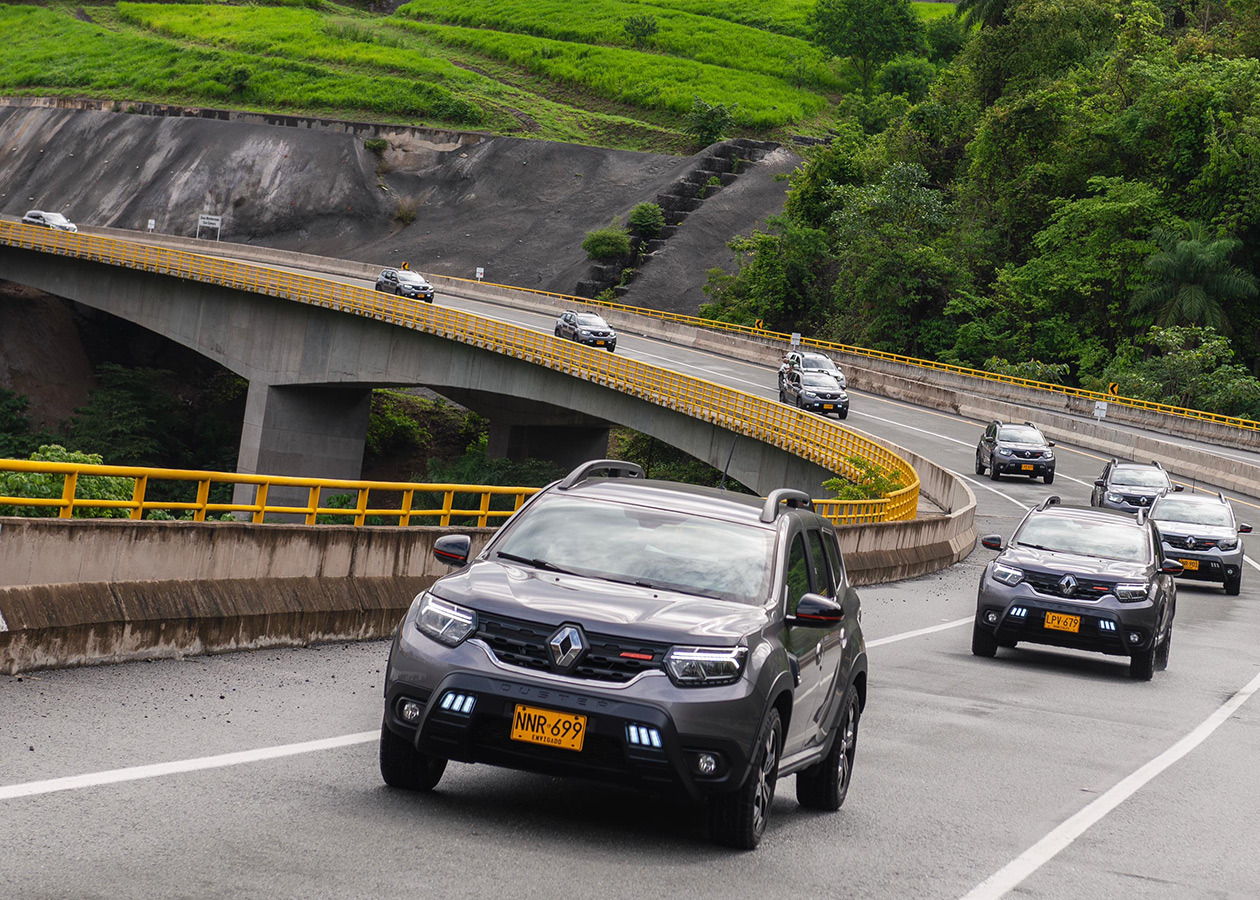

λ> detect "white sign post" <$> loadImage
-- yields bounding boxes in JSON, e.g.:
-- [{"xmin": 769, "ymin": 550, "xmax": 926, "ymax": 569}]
[
  {"xmin": 1093, "ymin": 400, "xmax": 1108, "ymax": 420},
  {"xmin": 790, "ymin": 332, "xmax": 802, "ymax": 348},
  {"xmin": 196, "ymin": 214, "xmax": 222, "ymax": 241},
  {"xmin": 475, "ymin": 267, "xmax": 485, "ymax": 282},
  {"xmin": 147, "ymin": 218, "xmax": 156, "ymax": 233}
]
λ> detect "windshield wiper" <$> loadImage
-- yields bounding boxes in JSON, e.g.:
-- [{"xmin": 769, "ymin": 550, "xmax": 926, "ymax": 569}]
[
  {"xmin": 1016, "ymin": 542, "xmax": 1057, "ymax": 552},
  {"xmin": 495, "ymin": 551, "xmax": 577, "ymax": 575}
]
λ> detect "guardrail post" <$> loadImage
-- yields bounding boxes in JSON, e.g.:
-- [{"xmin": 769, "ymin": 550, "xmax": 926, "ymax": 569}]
[
  {"xmin": 400, "ymin": 489, "xmax": 415, "ymax": 527},
  {"xmin": 355, "ymin": 488, "xmax": 369, "ymax": 527},
  {"xmin": 306, "ymin": 486, "xmax": 320, "ymax": 526},
  {"xmin": 477, "ymin": 491, "xmax": 492, "ymax": 527},
  {"xmin": 253, "ymin": 483, "xmax": 269, "ymax": 524},
  {"xmin": 130, "ymin": 475, "xmax": 148, "ymax": 520},
  {"xmin": 194, "ymin": 479, "xmax": 211, "ymax": 522},
  {"xmin": 440, "ymin": 490, "xmax": 454, "ymax": 527},
  {"xmin": 59, "ymin": 471, "xmax": 78, "ymax": 518}
]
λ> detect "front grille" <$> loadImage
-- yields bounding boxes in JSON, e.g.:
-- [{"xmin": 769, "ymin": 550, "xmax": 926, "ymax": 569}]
[
  {"xmin": 1120, "ymin": 494, "xmax": 1154, "ymax": 506},
  {"xmin": 1014, "ymin": 449, "xmax": 1045, "ymax": 459},
  {"xmin": 475, "ymin": 612, "xmax": 668, "ymax": 682},
  {"xmin": 1165, "ymin": 535, "xmax": 1220, "ymax": 551},
  {"xmin": 1023, "ymin": 571, "xmax": 1115, "ymax": 600}
]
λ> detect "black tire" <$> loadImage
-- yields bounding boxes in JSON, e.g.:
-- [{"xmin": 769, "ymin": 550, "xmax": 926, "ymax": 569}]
[
  {"xmin": 796, "ymin": 396, "xmax": 803, "ymax": 409},
  {"xmin": 1225, "ymin": 572, "xmax": 1241, "ymax": 596},
  {"xmin": 379, "ymin": 721, "xmax": 447, "ymax": 791},
  {"xmin": 554, "ymin": 326, "xmax": 561, "ymax": 337},
  {"xmin": 606, "ymin": 345, "xmax": 616, "ymax": 353},
  {"xmin": 974, "ymin": 453, "xmax": 985, "ymax": 476},
  {"xmin": 796, "ymin": 690, "xmax": 858, "ymax": 811},
  {"xmin": 1155, "ymin": 627, "xmax": 1171, "ymax": 671},
  {"xmin": 989, "ymin": 460, "xmax": 1001, "ymax": 481},
  {"xmin": 837, "ymin": 409, "xmax": 848, "ymax": 420},
  {"xmin": 971, "ymin": 617, "xmax": 998, "ymax": 658},
  {"xmin": 1130, "ymin": 646, "xmax": 1156, "ymax": 681},
  {"xmin": 778, "ymin": 390, "xmax": 786, "ymax": 403},
  {"xmin": 1044, "ymin": 471, "xmax": 1055, "ymax": 485},
  {"xmin": 710, "ymin": 709, "xmax": 781, "ymax": 849}
]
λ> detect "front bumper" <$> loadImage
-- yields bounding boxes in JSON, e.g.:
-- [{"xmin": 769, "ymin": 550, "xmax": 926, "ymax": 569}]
[
  {"xmin": 385, "ymin": 625, "xmax": 763, "ymax": 799},
  {"xmin": 1161, "ymin": 546, "xmax": 1242, "ymax": 585},
  {"xmin": 400, "ymin": 290, "xmax": 434, "ymax": 302},
  {"xmin": 993, "ymin": 457, "xmax": 1054, "ymax": 476},
  {"xmin": 976, "ymin": 581, "xmax": 1159, "ymax": 656},
  {"xmin": 800, "ymin": 398, "xmax": 848, "ymax": 415},
  {"xmin": 575, "ymin": 335, "xmax": 616, "ymax": 348}
]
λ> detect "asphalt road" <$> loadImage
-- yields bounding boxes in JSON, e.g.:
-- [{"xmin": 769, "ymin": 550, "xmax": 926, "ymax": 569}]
[{"xmin": 3, "ymin": 260, "xmax": 1259, "ymax": 899}]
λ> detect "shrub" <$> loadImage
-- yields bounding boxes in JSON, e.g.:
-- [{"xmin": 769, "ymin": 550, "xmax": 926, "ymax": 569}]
[
  {"xmin": 364, "ymin": 138, "xmax": 387, "ymax": 156},
  {"xmin": 0, "ymin": 445, "xmax": 133, "ymax": 518},
  {"xmin": 823, "ymin": 455, "xmax": 905, "ymax": 501},
  {"xmin": 623, "ymin": 14, "xmax": 658, "ymax": 48},
  {"xmin": 684, "ymin": 96, "xmax": 736, "ymax": 147},
  {"xmin": 876, "ymin": 54, "xmax": 936, "ymax": 103},
  {"xmin": 628, "ymin": 202, "xmax": 665, "ymax": 237},
  {"xmin": 595, "ymin": 288, "xmax": 620, "ymax": 302},
  {"xmin": 926, "ymin": 15, "xmax": 968, "ymax": 64},
  {"xmin": 699, "ymin": 174, "xmax": 723, "ymax": 198},
  {"xmin": 582, "ymin": 224, "xmax": 631, "ymax": 260},
  {"xmin": 394, "ymin": 200, "xmax": 417, "ymax": 224}
]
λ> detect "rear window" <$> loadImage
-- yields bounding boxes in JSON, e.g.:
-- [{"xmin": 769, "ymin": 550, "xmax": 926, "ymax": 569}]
[{"xmin": 1015, "ymin": 514, "xmax": 1149, "ymax": 563}]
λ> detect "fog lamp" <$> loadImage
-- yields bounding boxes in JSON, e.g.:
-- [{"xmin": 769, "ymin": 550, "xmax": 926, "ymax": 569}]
[
  {"xmin": 401, "ymin": 700, "xmax": 422, "ymax": 723},
  {"xmin": 984, "ymin": 610, "xmax": 999, "ymax": 625},
  {"xmin": 1128, "ymin": 632, "xmax": 1141, "ymax": 644},
  {"xmin": 697, "ymin": 754, "xmax": 717, "ymax": 775}
]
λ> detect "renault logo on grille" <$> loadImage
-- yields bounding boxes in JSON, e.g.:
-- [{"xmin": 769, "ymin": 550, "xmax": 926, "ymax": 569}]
[
  {"xmin": 548, "ymin": 625, "xmax": 586, "ymax": 669},
  {"xmin": 1185, "ymin": 537, "xmax": 1196, "ymax": 549},
  {"xmin": 1058, "ymin": 575, "xmax": 1078, "ymax": 596}
]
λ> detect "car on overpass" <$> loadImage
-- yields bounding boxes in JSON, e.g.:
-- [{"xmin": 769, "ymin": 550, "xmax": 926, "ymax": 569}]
[
  {"xmin": 780, "ymin": 369, "xmax": 849, "ymax": 418},
  {"xmin": 1149, "ymin": 491, "xmax": 1251, "ymax": 595},
  {"xmin": 972, "ymin": 497, "xmax": 1179, "ymax": 680},
  {"xmin": 975, "ymin": 420, "xmax": 1056, "ymax": 484},
  {"xmin": 21, "ymin": 210, "xmax": 78, "ymax": 233},
  {"xmin": 554, "ymin": 310, "xmax": 617, "ymax": 351},
  {"xmin": 1090, "ymin": 459, "xmax": 1181, "ymax": 512},
  {"xmin": 379, "ymin": 459, "xmax": 868, "ymax": 848},
  {"xmin": 375, "ymin": 267, "xmax": 435, "ymax": 302}
]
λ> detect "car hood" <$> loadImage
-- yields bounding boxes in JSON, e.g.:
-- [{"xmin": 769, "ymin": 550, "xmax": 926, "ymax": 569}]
[
  {"xmin": 997, "ymin": 441, "xmax": 1050, "ymax": 451},
  {"xmin": 432, "ymin": 560, "xmax": 768, "ymax": 645},
  {"xmin": 1152, "ymin": 519, "xmax": 1235, "ymax": 539},
  {"xmin": 999, "ymin": 546, "xmax": 1148, "ymax": 580}
]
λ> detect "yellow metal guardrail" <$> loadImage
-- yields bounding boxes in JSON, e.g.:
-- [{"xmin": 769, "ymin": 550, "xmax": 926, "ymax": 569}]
[
  {"xmin": 0, "ymin": 459, "xmax": 537, "ymax": 526},
  {"xmin": 434, "ymin": 275, "xmax": 1260, "ymax": 433},
  {"xmin": 0, "ymin": 222, "xmax": 919, "ymax": 523}
]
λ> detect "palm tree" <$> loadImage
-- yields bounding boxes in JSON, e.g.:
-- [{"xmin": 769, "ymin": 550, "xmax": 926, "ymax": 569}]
[{"xmin": 1130, "ymin": 221, "xmax": 1258, "ymax": 333}]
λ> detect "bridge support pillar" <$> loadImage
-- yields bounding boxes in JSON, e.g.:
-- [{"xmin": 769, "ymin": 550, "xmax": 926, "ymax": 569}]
[
  {"xmin": 233, "ymin": 383, "xmax": 372, "ymax": 510},
  {"xmin": 488, "ymin": 423, "xmax": 610, "ymax": 472}
]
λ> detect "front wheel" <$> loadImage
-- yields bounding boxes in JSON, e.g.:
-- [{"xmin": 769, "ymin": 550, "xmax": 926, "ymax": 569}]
[
  {"xmin": 837, "ymin": 409, "xmax": 848, "ymax": 420},
  {"xmin": 554, "ymin": 326, "xmax": 561, "ymax": 337},
  {"xmin": 1130, "ymin": 646, "xmax": 1156, "ymax": 681},
  {"xmin": 796, "ymin": 690, "xmax": 858, "ymax": 811},
  {"xmin": 710, "ymin": 709, "xmax": 781, "ymax": 849},
  {"xmin": 379, "ymin": 721, "xmax": 447, "ymax": 791},
  {"xmin": 974, "ymin": 453, "xmax": 985, "ymax": 476},
  {"xmin": 1155, "ymin": 627, "xmax": 1172, "ymax": 671},
  {"xmin": 778, "ymin": 390, "xmax": 786, "ymax": 403},
  {"xmin": 989, "ymin": 461, "xmax": 1001, "ymax": 481},
  {"xmin": 1225, "ymin": 572, "xmax": 1241, "ymax": 596},
  {"xmin": 606, "ymin": 345, "xmax": 616, "ymax": 353},
  {"xmin": 1044, "ymin": 471, "xmax": 1055, "ymax": 485},
  {"xmin": 971, "ymin": 618, "xmax": 998, "ymax": 658}
]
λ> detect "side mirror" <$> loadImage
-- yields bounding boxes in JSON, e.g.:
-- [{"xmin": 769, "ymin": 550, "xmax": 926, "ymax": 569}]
[
  {"xmin": 1160, "ymin": 559, "xmax": 1185, "ymax": 576},
  {"xmin": 788, "ymin": 593, "xmax": 845, "ymax": 626},
  {"xmin": 980, "ymin": 534, "xmax": 1004, "ymax": 551},
  {"xmin": 433, "ymin": 534, "xmax": 471, "ymax": 566},
  {"xmin": 1094, "ymin": 479, "xmax": 1105, "ymax": 488},
  {"xmin": 1173, "ymin": 485, "xmax": 1184, "ymax": 492},
  {"xmin": 1048, "ymin": 440, "xmax": 1056, "ymax": 447},
  {"xmin": 1240, "ymin": 524, "xmax": 1253, "ymax": 534}
]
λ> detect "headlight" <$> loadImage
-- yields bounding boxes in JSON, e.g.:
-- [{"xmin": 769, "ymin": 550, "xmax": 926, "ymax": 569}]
[
  {"xmin": 578, "ymin": 329, "xmax": 591, "ymax": 336},
  {"xmin": 998, "ymin": 448, "xmax": 1013, "ymax": 457},
  {"xmin": 414, "ymin": 593, "xmax": 477, "ymax": 646},
  {"xmin": 837, "ymin": 391, "xmax": 848, "ymax": 400},
  {"xmin": 803, "ymin": 391, "xmax": 818, "ymax": 399},
  {"xmin": 1043, "ymin": 451, "xmax": 1054, "ymax": 460},
  {"xmin": 1107, "ymin": 493, "xmax": 1124, "ymax": 503},
  {"xmin": 992, "ymin": 563, "xmax": 1023, "ymax": 586},
  {"xmin": 1218, "ymin": 538, "xmax": 1239, "ymax": 551},
  {"xmin": 1115, "ymin": 582, "xmax": 1150, "ymax": 602},
  {"xmin": 664, "ymin": 646, "xmax": 748, "ymax": 686}
]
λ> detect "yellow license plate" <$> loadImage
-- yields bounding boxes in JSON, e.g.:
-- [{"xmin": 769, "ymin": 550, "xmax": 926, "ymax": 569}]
[
  {"xmin": 510, "ymin": 704, "xmax": 587, "ymax": 752},
  {"xmin": 1044, "ymin": 612, "xmax": 1080, "ymax": 633},
  {"xmin": 1021, "ymin": 464, "xmax": 1034, "ymax": 471},
  {"xmin": 822, "ymin": 404, "xmax": 834, "ymax": 410},
  {"xmin": 595, "ymin": 340, "xmax": 605, "ymax": 345},
  {"xmin": 1179, "ymin": 558, "xmax": 1199, "ymax": 571}
]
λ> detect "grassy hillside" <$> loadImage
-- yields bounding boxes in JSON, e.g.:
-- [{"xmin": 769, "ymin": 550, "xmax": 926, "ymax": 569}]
[{"xmin": 0, "ymin": 0, "xmax": 956, "ymax": 151}]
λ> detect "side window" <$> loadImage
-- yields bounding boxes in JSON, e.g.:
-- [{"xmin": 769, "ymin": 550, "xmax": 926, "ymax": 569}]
[
  {"xmin": 805, "ymin": 530, "xmax": 833, "ymax": 597},
  {"xmin": 820, "ymin": 530, "xmax": 846, "ymax": 592},
  {"xmin": 785, "ymin": 534, "xmax": 811, "ymax": 616}
]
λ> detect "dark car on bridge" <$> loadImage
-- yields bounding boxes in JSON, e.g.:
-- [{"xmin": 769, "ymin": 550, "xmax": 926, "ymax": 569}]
[
  {"xmin": 1149, "ymin": 491, "xmax": 1251, "ymax": 595},
  {"xmin": 1090, "ymin": 459, "xmax": 1181, "ymax": 513},
  {"xmin": 975, "ymin": 420, "xmax": 1056, "ymax": 484},
  {"xmin": 972, "ymin": 497, "xmax": 1179, "ymax": 680},
  {"xmin": 375, "ymin": 267, "xmax": 435, "ymax": 302},
  {"xmin": 777, "ymin": 350, "xmax": 846, "ymax": 390},
  {"xmin": 780, "ymin": 370, "xmax": 849, "ymax": 419},
  {"xmin": 380, "ymin": 460, "xmax": 868, "ymax": 848},
  {"xmin": 554, "ymin": 310, "xmax": 617, "ymax": 351}
]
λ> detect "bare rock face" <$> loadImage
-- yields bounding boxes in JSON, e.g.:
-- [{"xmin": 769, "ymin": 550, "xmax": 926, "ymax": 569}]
[{"xmin": 0, "ymin": 282, "xmax": 94, "ymax": 425}]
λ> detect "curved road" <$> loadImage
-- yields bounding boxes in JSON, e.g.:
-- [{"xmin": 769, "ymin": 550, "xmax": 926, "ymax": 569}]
[{"xmin": 2, "ymin": 256, "xmax": 1258, "ymax": 899}]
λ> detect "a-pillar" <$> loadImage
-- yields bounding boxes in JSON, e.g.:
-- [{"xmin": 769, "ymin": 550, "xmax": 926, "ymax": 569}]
[
  {"xmin": 233, "ymin": 382, "xmax": 372, "ymax": 512},
  {"xmin": 488, "ymin": 422, "xmax": 610, "ymax": 473}
]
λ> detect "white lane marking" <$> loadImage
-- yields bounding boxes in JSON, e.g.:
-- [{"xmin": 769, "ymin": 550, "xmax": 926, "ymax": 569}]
[
  {"xmin": 957, "ymin": 474, "xmax": 1031, "ymax": 511},
  {"xmin": 869, "ymin": 617, "xmax": 972, "ymax": 647},
  {"xmin": 0, "ymin": 731, "xmax": 378, "ymax": 801},
  {"xmin": 959, "ymin": 668, "xmax": 1260, "ymax": 900},
  {"xmin": 1245, "ymin": 555, "xmax": 1260, "ymax": 573}
]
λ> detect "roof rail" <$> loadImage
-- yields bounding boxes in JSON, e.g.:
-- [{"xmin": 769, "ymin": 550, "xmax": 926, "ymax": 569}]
[
  {"xmin": 1023, "ymin": 421, "xmax": 1035, "ymax": 427},
  {"xmin": 760, "ymin": 488, "xmax": 813, "ymax": 523},
  {"xmin": 1152, "ymin": 460, "xmax": 1164, "ymax": 469},
  {"xmin": 557, "ymin": 459, "xmax": 645, "ymax": 490},
  {"xmin": 1218, "ymin": 491, "xmax": 1228, "ymax": 503},
  {"xmin": 1135, "ymin": 507, "xmax": 1149, "ymax": 525},
  {"xmin": 1036, "ymin": 495, "xmax": 1062, "ymax": 511}
]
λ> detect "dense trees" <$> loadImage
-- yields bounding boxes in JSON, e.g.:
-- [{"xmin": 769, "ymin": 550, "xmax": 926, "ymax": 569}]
[{"xmin": 707, "ymin": 0, "xmax": 1260, "ymax": 418}]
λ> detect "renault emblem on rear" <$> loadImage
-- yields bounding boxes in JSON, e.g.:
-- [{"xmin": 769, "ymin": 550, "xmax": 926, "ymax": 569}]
[{"xmin": 549, "ymin": 625, "xmax": 586, "ymax": 668}]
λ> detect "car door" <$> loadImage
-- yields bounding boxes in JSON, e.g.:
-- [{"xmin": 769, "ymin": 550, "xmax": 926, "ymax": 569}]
[
  {"xmin": 1092, "ymin": 462, "xmax": 1110, "ymax": 506},
  {"xmin": 980, "ymin": 422, "xmax": 997, "ymax": 466},
  {"xmin": 787, "ymin": 372, "xmax": 802, "ymax": 405},
  {"xmin": 781, "ymin": 530, "xmax": 835, "ymax": 757},
  {"xmin": 807, "ymin": 528, "xmax": 851, "ymax": 737}
]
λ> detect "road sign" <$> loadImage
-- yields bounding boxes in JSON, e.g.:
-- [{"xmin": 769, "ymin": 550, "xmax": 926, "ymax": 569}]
[
  {"xmin": 1108, "ymin": 382, "xmax": 1120, "ymax": 396},
  {"xmin": 475, "ymin": 267, "xmax": 484, "ymax": 282},
  {"xmin": 147, "ymin": 219, "xmax": 156, "ymax": 233},
  {"xmin": 790, "ymin": 332, "xmax": 801, "ymax": 348},
  {"xmin": 754, "ymin": 318, "xmax": 764, "ymax": 330},
  {"xmin": 196, "ymin": 214, "xmax": 222, "ymax": 241},
  {"xmin": 1094, "ymin": 401, "xmax": 1108, "ymax": 419}
]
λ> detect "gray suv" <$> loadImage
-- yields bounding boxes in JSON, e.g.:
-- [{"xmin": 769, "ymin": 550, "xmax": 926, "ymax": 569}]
[
  {"xmin": 975, "ymin": 420, "xmax": 1056, "ymax": 484},
  {"xmin": 1091, "ymin": 459, "xmax": 1181, "ymax": 512},
  {"xmin": 380, "ymin": 460, "xmax": 868, "ymax": 849},
  {"xmin": 973, "ymin": 498, "xmax": 1179, "ymax": 680},
  {"xmin": 1149, "ymin": 492, "xmax": 1251, "ymax": 595}
]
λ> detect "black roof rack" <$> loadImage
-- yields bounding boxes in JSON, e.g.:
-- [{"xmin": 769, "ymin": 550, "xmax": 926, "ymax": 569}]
[
  {"xmin": 1036, "ymin": 496, "xmax": 1062, "ymax": 511},
  {"xmin": 760, "ymin": 489, "xmax": 813, "ymax": 523},
  {"xmin": 557, "ymin": 459, "xmax": 645, "ymax": 490}
]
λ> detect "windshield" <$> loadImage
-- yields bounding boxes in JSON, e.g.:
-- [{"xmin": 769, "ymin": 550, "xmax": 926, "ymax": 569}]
[
  {"xmin": 43, "ymin": 213, "xmax": 69, "ymax": 224},
  {"xmin": 397, "ymin": 271, "xmax": 427, "ymax": 284},
  {"xmin": 492, "ymin": 495, "xmax": 774, "ymax": 604},
  {"xmin": 802, "ymin": 373, "xmax": 839, "ymax": 388},
  {"xmin": 998, "ymin": 426, "xmax": 1044, "ymax": 444},
  {"xmin": 1112, "ymin": 468, "xmax": 1169, "ymax": 488},
  {"xmin": 801, "ymin": 355, "xmax": 836, "ymax": 370},
  {"xmin": 1152, "ymin": 498, "xmax": 1233, "ymax": 527},
  {"xmin": 1015, "ymin": 514, "xmax": 1149, "ymax": 562},
  {"xmin": 576, "ymin": 315, "xmax": 607, "ymax": 327}
]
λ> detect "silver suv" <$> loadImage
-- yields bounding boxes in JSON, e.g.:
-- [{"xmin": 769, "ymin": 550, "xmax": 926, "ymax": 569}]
[
  {"xmin": 380, "ymin": 460, "xmax": 868, "ymax": 848},
  {"xmin": 1091, "ymin": 460, "xmax": 1181, "ymax": 512},
  {"xmin": 1149, "ymin": 492, "xmax": 1251, "ymax": 595}
]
